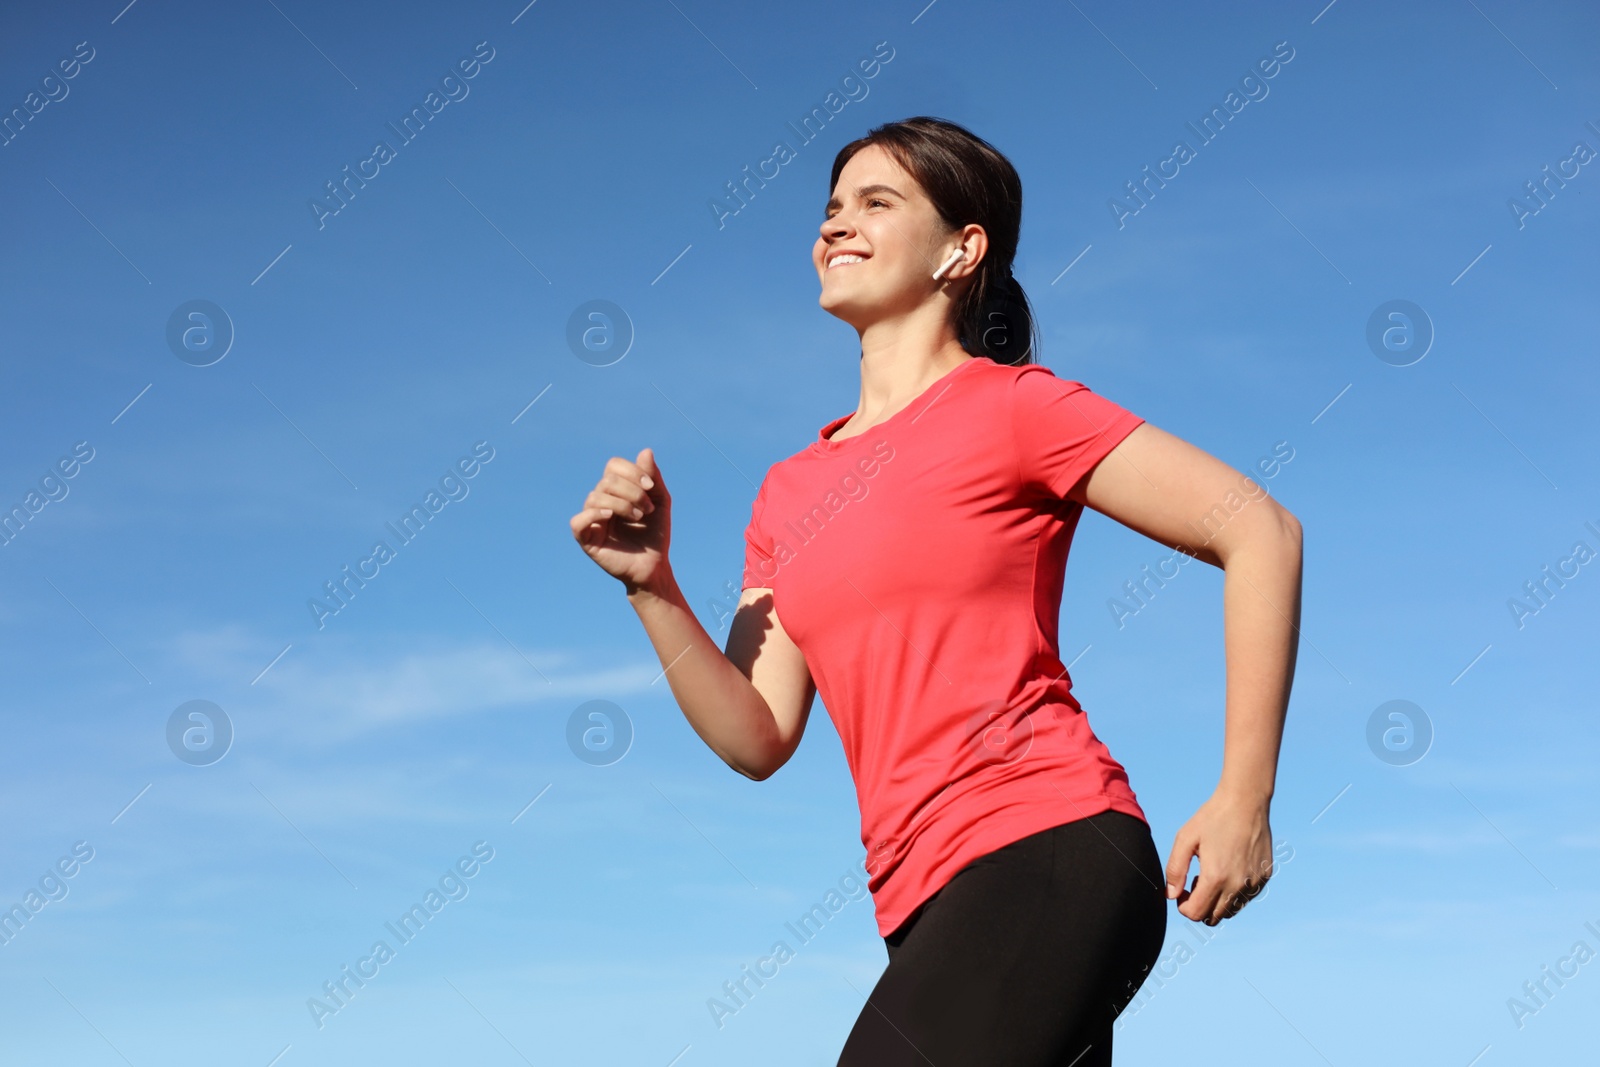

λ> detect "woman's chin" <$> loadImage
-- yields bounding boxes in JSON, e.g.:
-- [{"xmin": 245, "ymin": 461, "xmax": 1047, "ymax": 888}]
[
  {"xmin": 818, "ymin": 296, "xmax": 870, "ymax": 328},
  {"xmin": 819, "ymin": 285, "xmax": 868, "ymax": 315}
]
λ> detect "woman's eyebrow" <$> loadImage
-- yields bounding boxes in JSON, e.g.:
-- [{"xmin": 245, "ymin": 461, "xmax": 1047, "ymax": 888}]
[{"xmin": 824, "ymin": 183, "xmax": 905, "ymax": 213}]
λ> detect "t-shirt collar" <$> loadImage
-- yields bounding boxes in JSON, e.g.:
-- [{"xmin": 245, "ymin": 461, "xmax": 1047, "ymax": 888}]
[{"xmin": 811, "ymin": 356, "xmax": 990, "ymax": 453}]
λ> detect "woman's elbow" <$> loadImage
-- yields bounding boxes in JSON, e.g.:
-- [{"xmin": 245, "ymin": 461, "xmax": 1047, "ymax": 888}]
[
  {"xmin": 1216, "ymin": 501, "xmax": 1301, "ymax": 567},
  {"xmin": 739, "ymin": 744, "xmax": 792, "ymax": 782},
  {"xmin": 726, "ymin": 736, "xmax": 788, "ymax": 782},
  {"xmin": 735, "ymin": 761, "xmax": 770, "ymax": 782},
  {"xmin": 1276, "ymin": 504, "xmax": 1303, "ymax": 545},
  {"xmin": 1267, "ymin": 504, "xmax": 1303, "ymax": 569}
]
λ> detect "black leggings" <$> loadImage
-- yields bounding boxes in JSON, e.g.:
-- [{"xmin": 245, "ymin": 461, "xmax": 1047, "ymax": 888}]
[{"xmin": 837, "ymin": 809, "xmax": 1168, "ymax": 1067}]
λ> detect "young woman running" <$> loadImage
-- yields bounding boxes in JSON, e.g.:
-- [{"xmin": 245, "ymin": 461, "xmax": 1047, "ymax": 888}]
[{"xmin": 571, "ymin": 116, "xmax": 1302, "ymax": 1066}]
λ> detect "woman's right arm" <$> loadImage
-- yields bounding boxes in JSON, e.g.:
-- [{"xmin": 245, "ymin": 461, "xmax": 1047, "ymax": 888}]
[
  {"xmin": 628, "ymin": 579, "xmax": 815, "ymax": 781},
  {"xmin": 571, "ymin": 448, "xmax": 815, "ymax": 781}
]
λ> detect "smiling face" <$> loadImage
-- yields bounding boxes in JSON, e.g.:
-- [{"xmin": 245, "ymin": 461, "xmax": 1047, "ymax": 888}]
[{"xmin": 815, "ymin": 143, "xmax": 980, "ymax": 329}]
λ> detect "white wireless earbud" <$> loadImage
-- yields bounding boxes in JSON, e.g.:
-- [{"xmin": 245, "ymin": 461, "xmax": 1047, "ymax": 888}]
[{"xmin": 931, "ymin": 248, "xmax": 966, "ymax": 281}]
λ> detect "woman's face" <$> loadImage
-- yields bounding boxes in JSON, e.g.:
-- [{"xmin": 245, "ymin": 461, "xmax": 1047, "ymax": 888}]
[{"xmin": 814, "ymin": 143, "xmax": 972, "ymax": 326}]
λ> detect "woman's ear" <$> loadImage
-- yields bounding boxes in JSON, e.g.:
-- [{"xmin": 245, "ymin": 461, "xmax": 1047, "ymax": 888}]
[{"xmin": 949, "ymin": 224, "xmax": 989, "ymax": 280}]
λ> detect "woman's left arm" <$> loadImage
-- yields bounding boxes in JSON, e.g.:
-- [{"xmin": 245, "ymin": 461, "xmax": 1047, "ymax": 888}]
[{"xmin": 1071, "ymin": 421, "xmax": 1304, "ymax": 925}]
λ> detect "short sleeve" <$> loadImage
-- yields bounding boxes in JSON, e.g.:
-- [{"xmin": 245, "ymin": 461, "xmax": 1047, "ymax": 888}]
[
  {"xmin": 1011, "ymin": 365, "xmax": 1145, "ymax": 499},
  {"xmin": 741, "ymin": 478, "xmax": 777, "ymax": 590}
]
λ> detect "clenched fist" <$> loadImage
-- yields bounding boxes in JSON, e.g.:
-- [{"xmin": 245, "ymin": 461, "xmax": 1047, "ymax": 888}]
[{"xmin": 570, "ymin": 447, "xmax": 670, "ymax": 594}]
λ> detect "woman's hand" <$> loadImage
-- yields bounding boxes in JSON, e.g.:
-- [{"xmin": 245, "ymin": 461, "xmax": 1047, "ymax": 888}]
[
  {"xmin": 570, "ymin": 447, "xmax": 670, "ymax": 594},
  {"xmin": 1164, "ymin": 788, "xmax": 1275, "ymax": 925}
]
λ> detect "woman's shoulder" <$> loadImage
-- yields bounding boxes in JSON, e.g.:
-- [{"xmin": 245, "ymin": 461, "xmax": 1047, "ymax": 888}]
[
  {"xmin": 1003, "ymin": 359, "xmax": 1118, "ymax": 398},
  {"xmin": 967, "ymin": 357, "xmax": 1083, "ymax": 385},
  {"xmin": 1000, "ymin": 359, "xmax": 1085, "ymax": 386}
]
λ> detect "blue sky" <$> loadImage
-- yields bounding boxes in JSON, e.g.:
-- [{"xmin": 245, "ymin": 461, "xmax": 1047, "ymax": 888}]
[{"xmin": 1, "ymin": 0, "xmax": 1596, "ymax": 1063}]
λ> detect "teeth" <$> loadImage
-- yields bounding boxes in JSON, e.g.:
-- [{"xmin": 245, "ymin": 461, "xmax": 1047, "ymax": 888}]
[{"xmin": 830, "ymin": 254, "xmax": 865, "ymax": 268}]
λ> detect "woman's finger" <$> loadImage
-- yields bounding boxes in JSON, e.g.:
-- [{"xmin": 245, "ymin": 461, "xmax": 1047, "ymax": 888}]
[
  {"xmin": 570, "ymin": 505, "xmax": 611, "ymax": 533},
  {"xmin": 1181, "ymin": 882, "xmax": 1222, "ymax": 923},
  {"xmin": 596, "ymin": 473, "xmax": 655, "ymax": 514},
  {"xmin": 571, "ymin": 506, "xmax": 614, "ymax": 544},
  {"xmin": 1185, "ymin": 865, "xmax": 1239, "ymax": 925},
  {"xmin": 588, "ymin": 487, "xmax": 650, "ymax": 520},
  {"xmin": 1164, "ymin": 827, "xmax": 1199, "ymax": 901},
  {"xmin": 606, "ymin": 455, "xmax": 658, "ymax": 500},
  {"xmin": 1208, "ymin": 876, "xmax": 1253, "ymax": 923}
]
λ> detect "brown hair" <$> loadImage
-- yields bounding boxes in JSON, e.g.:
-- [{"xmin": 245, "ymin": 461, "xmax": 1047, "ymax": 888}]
[{"xmin": 829, "ymin": 116, "xmax": 1038, "ymax": 366}]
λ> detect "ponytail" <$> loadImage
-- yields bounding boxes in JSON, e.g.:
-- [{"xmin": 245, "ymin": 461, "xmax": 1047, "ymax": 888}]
[{"xmin": 961, "ymin": 269, "xmax": 1037, "ymax": 366}]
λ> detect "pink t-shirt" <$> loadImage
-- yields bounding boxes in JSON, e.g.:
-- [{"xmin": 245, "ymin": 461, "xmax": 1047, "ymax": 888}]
[{"xmin": 740, "ymin": 355, "xmax": 1150, "ymax": 938}]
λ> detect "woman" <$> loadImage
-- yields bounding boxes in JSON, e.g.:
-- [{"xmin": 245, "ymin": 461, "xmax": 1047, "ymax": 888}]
[{"xmin": 570, "ymin": 116, "xmax": 1302, "ymax": 1066}]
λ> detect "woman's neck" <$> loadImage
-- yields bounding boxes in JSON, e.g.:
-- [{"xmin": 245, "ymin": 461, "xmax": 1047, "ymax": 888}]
[{"xmin": 851, "ymin": 310, "xmax": 969, "ymax": 422}]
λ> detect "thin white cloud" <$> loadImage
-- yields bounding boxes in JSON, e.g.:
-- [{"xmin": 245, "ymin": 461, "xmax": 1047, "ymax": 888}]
[{"xmin": 166, "ymin": 624, "xmax": 664, "ymax": 742}]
